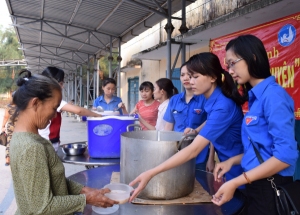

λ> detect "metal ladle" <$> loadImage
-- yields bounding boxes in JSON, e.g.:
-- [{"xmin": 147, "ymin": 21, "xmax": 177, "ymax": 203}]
[
  {"xmin": 96, "ymin": 106, "xmax": 104, "ymax": 112},
  {"xmin": 177, "ymin": 133, "xmax": 197, "ymax": 151}
]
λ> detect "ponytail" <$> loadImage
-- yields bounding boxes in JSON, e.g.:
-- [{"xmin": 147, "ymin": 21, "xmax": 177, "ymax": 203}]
[
  {"xmin": 156, "ymin": 78, "xmax": 178, "ymax": 99},
  {"xmin": 221, "ymin": 69, "xmax": 247, "ymax": 105},
  {"xmin": 173, "ymin": 87, "xmax": 179, "ymax": 96}
]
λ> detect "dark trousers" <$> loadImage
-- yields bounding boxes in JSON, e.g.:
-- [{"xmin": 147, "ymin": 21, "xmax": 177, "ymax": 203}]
[{"xmin": 245, "ymin": 174, "xmax": 293, "ymax": 215}]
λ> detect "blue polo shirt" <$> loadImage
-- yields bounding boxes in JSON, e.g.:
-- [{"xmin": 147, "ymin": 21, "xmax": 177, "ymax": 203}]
[
  {"xmin": 200, "ymin": 87, "xmax": 244, "ymax": 181},
  {"xmin": 241, "ymin": 76, "xmax": 298, "ymax": 176},
  {"xmin": 164, "ymin": 92, "xmax": 209, "ymax": 164},
  {"xmin": 93, "ymin": 95, "xmax": 124, "ymax": 115}
]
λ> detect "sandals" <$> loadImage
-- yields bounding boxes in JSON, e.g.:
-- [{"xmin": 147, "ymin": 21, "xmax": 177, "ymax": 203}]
[{"xmin": 5, "ymin": 157, "xmax": 10, "ymax": 166}]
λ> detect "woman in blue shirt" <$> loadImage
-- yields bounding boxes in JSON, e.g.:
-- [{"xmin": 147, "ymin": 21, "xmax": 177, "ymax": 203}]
[
  {"xmin": 212, "ymin": 35, "xmax": 298, "ymax": 214},
  {"xmin": 163, "ymin": 62, "xmax": 214, "ymax": 172},
  {"xmin": 129, "ymin": 52, "xmax": 247, "ymax": 201},
  {"xmin": 93, "ymin": 78, "xmax": 128, "ymax": 115}
]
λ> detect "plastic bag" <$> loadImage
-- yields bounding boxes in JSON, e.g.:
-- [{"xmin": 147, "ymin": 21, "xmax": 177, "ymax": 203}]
[{"xmin": 0, "ymin": 132, "xmax": 7, "ymax": 146}]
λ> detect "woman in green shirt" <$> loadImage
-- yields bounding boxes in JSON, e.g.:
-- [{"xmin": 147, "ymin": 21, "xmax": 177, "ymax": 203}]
[{"xmin": 10, "ymin": 70, "xmax": 118, "ymax": 215}]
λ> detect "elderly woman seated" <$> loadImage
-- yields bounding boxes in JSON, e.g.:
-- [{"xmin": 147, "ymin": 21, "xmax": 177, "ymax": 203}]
[{"xmin": 10, "ymin": 69, "xmax": 118, "ymax": 215}]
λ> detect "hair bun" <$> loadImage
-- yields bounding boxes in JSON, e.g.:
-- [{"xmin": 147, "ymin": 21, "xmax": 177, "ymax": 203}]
[
  {"xmin": 16, "ymin": 78, "xmax": 26, "ymax": 86},
  {"xmin": 16, "ymin": 69, "xmax": 32, "ymax": 86}
]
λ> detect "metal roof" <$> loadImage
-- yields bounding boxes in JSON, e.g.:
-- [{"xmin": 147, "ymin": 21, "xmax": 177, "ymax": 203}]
[{"xmin": 5, "ymin": 0, "xmax": 195, "ymax": 73}]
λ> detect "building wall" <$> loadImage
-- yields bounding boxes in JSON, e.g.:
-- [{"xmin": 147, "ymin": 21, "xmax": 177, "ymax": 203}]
[
  {"xmin": 121, "ymin": 24, "xmax": 161, "ymax": 67},
  {"xmin": 119, "ymin": 0, "xmax": 261, "ymax": 106}
]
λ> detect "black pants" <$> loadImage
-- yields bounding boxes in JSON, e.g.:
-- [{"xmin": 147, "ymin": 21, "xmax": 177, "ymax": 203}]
[{"xmin": 245, "ymin": 174, "xmax": 293, "ymax": 215}]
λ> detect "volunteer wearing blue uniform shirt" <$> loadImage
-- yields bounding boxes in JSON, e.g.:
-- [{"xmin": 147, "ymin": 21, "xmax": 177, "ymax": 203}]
[
  {"xmin": 164, "ymin": 63, "xmax": 214, "ymax": 171},
  {"xmin": 199, "ymin": 86, "xmax": 244, "ymax": 181},
  {"xmin": 93, "ymin": 78, "xmax": 128, "ymax": 115},
  {"xmin": 241, "ymin": 77, "xmax": 296, "ymax": 175},
  {"xmin": 212, "ymin": 35, "xmax": 298, "ymax": 214},
  {"xmin": 129, "ymin": 52, "xmax": 247, "ymax": 202},
  {"xmin": 164, "ymin": 92, "xmax": 206, "ymax": 132}
]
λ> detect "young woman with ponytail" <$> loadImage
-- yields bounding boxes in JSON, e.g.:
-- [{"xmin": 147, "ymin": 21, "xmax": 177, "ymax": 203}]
[{"xmin": 129, "ymin": 52, "xmax": 247, "ymax": 202}]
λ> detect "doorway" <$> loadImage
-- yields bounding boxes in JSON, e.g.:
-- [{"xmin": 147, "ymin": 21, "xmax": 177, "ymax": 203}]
[{"xmin": 128, "ymin": 77, "xmax": 139, "ymax": 113}]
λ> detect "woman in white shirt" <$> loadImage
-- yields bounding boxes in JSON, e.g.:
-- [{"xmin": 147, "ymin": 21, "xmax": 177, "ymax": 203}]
[
  {"xmin": 38, "ymin": 66, "xmax": 101, "ymax": 151},
  {"xmin": 138, "ymin": 78, "xmax": 178, "ymax": 130}
]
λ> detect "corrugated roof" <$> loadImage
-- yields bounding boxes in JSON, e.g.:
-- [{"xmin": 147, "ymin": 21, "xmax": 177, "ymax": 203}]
[{"xmin": 6, "ymin": 0, "xmax": 195, "ymax": 73}]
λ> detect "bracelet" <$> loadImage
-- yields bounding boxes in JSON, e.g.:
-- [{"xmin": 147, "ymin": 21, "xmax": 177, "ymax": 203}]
[{"xmin": 243, "ymin": 172, "xmax": 251, "ymax": 184}]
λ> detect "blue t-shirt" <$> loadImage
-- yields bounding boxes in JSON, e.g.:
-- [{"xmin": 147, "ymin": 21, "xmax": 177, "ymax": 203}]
[
  {"xmin": 93, "ymin": 95, "xmax": 123, "ymax": 115},
  {"xmin": 164, "ymin": 92, "xmax": 209, "ymax": 164},
  {"xmin": 241, "ymin": 76, "xmax": 298, "ymax": 176},
  {"xmin": 200, "ymin": 87, "xmax": 244, "ymax": 181}
]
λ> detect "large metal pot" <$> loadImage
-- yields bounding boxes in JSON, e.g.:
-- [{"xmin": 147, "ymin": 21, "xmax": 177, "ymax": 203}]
[{"xmin": 120, "ymin": 128, "xmax": 196, "ymax": 200}]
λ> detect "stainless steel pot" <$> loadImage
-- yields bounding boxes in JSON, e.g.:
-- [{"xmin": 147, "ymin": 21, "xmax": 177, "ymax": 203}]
[{"xmin": 120, "ymin": 128, "xmax": 196, "ymax": 200}]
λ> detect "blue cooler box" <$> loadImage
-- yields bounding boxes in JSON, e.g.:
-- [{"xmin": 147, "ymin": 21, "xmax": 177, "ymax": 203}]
[{"xmin": 87, "ymin": 116, "xmax": 135, "ymax": 158}]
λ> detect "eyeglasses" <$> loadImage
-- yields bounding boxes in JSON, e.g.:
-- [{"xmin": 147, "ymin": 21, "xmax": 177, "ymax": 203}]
[{"xmin": 226, "ymin": 58, "xmax": 243, "ymax": 70}]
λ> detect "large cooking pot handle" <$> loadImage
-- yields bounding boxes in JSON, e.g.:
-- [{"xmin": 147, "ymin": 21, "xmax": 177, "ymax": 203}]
[
  {"xmin": 177, "ymin": 133, "xmax": 197, "ymax": 151},
  {"xmin": 126, "ymin": 124, "xmax": 141, "ymax": 132}
]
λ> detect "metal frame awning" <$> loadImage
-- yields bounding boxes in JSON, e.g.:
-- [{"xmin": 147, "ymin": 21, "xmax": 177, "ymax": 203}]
[
  {"xmin": 0, "ymin": 59, "xmax": 27, "ymax": 67},
  {"xmin": 176, "ymin": 0, "xmax": 300, "ymax": 45},
  {"xmin": 6, "ymin": 0, "xmax": 195, "ymax": 74}
]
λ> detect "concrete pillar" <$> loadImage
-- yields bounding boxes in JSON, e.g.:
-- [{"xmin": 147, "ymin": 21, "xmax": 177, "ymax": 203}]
[
  {"xmin": 74, "ymin": 71, "xmax": 78, "ymax": 105},
  {"xmin": 86, "ymin": 60, "xmax": 90, "ymax": 108},
  {"xmin": 117, "ymin": 38, "xmax": 122, "ymax": 97},
  {"xmin": 79, "ymin": 66, "xmax": 83, "ymax": 107},
  {"xmin": 93, "ymin": 55, "xmax": 97, "ymax": 100},
  {"xmin": 108, "ymin": 36, "xmax": 113, "ymax": 78},
  {"xmin": 165, "ymin": 0, "xmax": 174, "ymax": 79},
  {"xmin": 96, "ymin": 58, "xmax": 100, "ymax": 97}
]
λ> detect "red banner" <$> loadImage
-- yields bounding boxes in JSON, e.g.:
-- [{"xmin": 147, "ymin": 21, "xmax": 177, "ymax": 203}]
[{"xmin": 210, "ymin": 12, "xmax": 300, "ymax": 118}]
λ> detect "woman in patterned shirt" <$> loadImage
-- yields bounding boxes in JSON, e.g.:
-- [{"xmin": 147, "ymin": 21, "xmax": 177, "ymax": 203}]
[
  {"xmin": 10, "ymin": 70, "xmax": 118, "ymax": 214},
  {"xmin": 1, "ymin": 93, "xmax": 16, "ymax": 166}
]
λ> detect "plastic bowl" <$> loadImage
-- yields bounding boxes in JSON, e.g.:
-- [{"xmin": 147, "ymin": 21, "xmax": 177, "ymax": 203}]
[
  {"xmin": 102, "ymin": 111, "xmax": 120, "ymax": 116},
  {"xmin": 61, "ymin": 143, "xmax": 87, "ymax": 156},
  {"xmin": 91, "ymin": 110, "xmax": 120, "ymax": 116},
  {"xmin": 92, "ymin": 205, "xmax": 119, "ymax": 214},
  {"xmin": 104, "ymin": 183, "xmax": 134, "ymax": 204}
]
